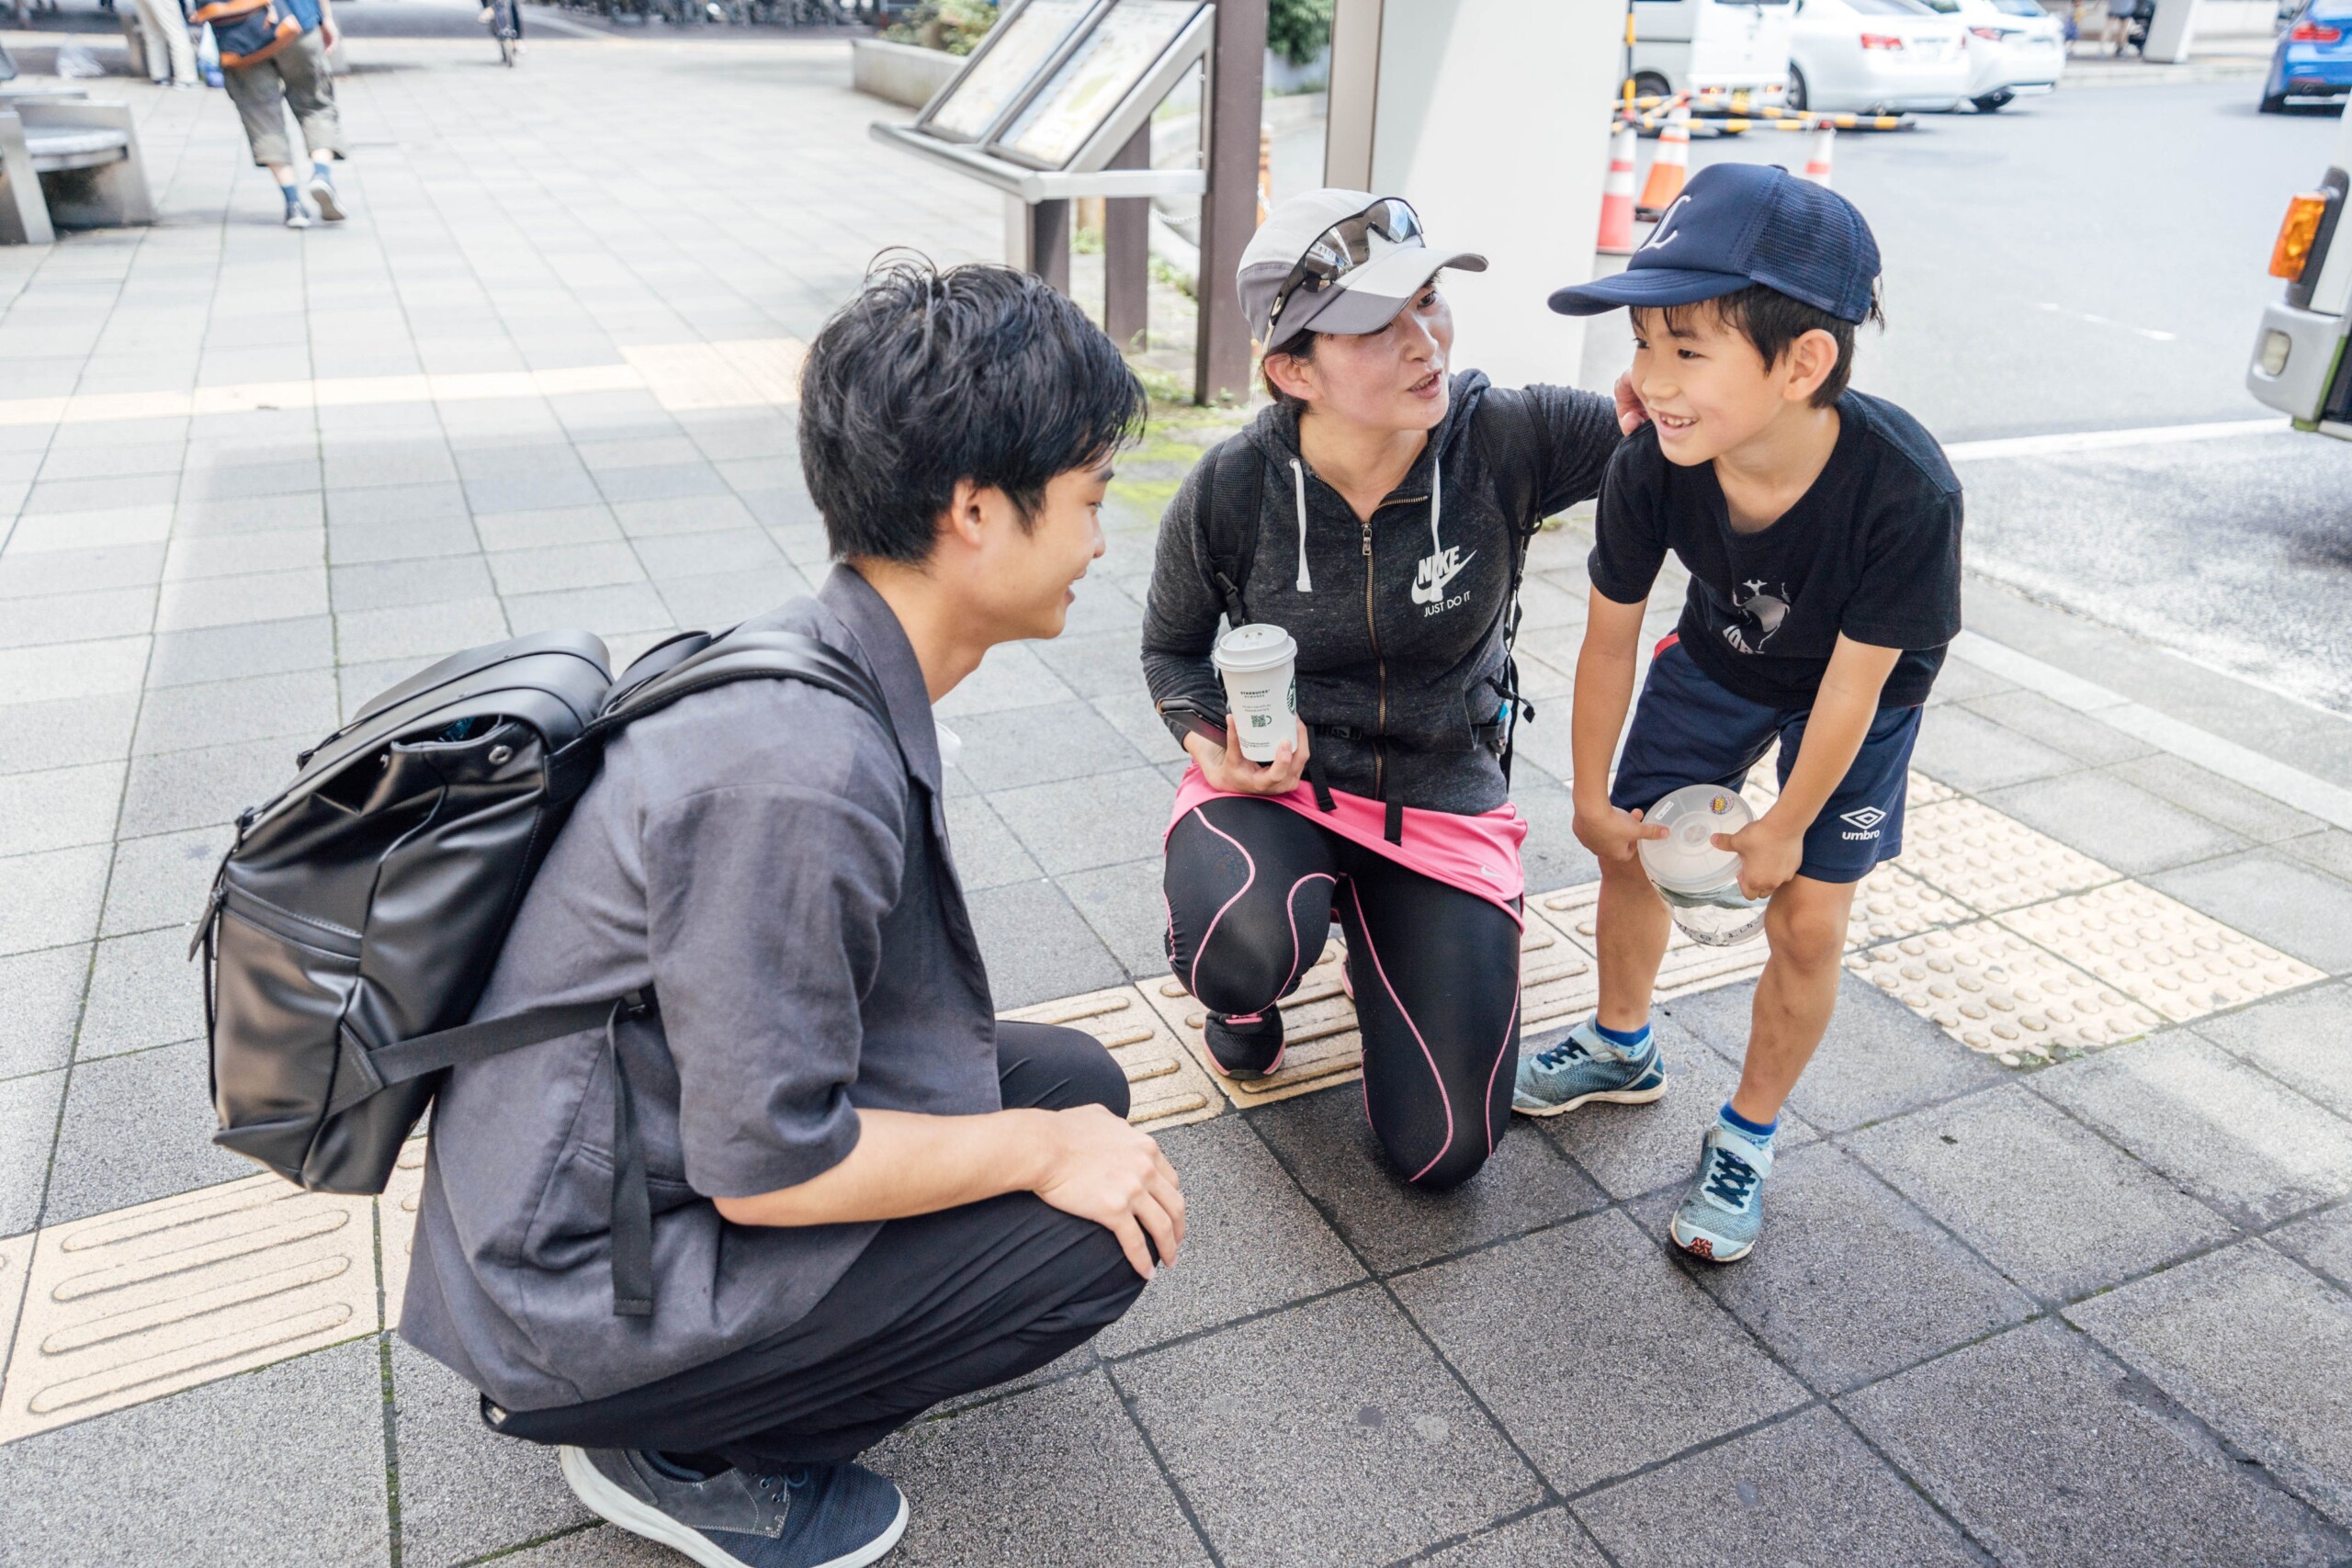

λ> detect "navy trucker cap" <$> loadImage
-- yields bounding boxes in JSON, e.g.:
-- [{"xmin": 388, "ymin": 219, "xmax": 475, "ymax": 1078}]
[{"xmin": 1547, "ymin": 162, "xmax": 1881, "ymax": 323}]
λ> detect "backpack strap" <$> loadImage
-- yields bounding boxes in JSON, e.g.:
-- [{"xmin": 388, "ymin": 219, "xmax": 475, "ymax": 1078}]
[
  {"xmin": 1473, "ymin": 393, "xmax": 1548, "ymax": 784},
  {"xmin": 1202, "ymin": 440, "xmax": 1266, "ymax": 628}
]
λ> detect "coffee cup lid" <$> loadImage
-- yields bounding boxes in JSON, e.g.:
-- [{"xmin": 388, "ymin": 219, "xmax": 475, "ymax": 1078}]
[
  {"xmin": 1637, "ymin": 784, "xmax": 1754, "ymax": 895},
  {"xmin": 1213, "ymin": 623, "xmax": 1297, "ymax": 673}
]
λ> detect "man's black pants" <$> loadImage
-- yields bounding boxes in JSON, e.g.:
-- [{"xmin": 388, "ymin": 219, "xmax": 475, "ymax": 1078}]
[{"xmin": 489, "ymin": 1022, "xmax": 1148, "ymax": 1468}]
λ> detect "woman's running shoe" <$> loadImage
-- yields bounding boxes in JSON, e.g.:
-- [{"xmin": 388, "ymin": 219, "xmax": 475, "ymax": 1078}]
[
  {"xmin": 560, "ymin": 1446, "xmax": 907, "ymax": 1568},
  {"xmin": 1202, "ymin": 1009, "xmax": 1285, "ymax": 1077},
  {"xmin": 1511, "ymin": 1018, "xmax": 1667, "ymax": 1116}
]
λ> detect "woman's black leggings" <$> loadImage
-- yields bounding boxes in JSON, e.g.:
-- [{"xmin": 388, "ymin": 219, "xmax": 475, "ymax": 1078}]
[{"xmin": 1163, "ymin": 795, "xmax": 1522, "ymax": 1191}]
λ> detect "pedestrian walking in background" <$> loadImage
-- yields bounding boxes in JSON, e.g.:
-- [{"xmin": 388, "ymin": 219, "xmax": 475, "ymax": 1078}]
[
  {"xmin": 197, "ymin": 0, "xmax": 349, "ymax": 227},
  {"xmin": 2104, "ymin": 0, "xmax": 2138, "ymax": 55},
  {"xmin": 131, "ymin": 0, "xmax": 198, "ymax": 87}
]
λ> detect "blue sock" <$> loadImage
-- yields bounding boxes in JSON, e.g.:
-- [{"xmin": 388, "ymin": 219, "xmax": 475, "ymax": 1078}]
[
  {"xmin": 278, "ymin": 181, "xmax": 301, "ymax": 212},
  {"xmin": 1593, "ymin": 1019, "xmax": 1651, "ymax": 1050},
  {"xmin": 1719, "ymin": 1101, "xmax": 1778, "ymax": 1143}
]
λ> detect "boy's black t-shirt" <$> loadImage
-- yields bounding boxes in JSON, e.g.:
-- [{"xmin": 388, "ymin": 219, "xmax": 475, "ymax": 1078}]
[{"xmin": 1589, "ymin": 389, "xmax": 1963, "ymax": 711}]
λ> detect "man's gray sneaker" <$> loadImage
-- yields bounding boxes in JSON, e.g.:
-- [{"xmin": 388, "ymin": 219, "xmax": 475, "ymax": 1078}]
[
  {"xmin": 559, "ymin": 1445, "xmax": 908, "ymax": 1568},
  {"xmin": 305, "ymin": 172, "xmax": 345, "ymax": 222},
  {"xmin": 1668, "ymin": 1123, "xmax": 1773, "ymax": 1263},
  {"xmin": 1511, "ymin": 1018, "xmax": 1667, "ymax": 1117}
]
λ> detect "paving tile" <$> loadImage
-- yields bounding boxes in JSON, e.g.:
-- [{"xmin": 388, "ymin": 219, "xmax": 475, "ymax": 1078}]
[
  {"xmin": 0, "ymin": 635, "xmax": 151, "ymax": 705},
  {"xmin": 1516, "ymin": 901, "xmax": 1603, "ymax": 1037},
  {"xmin": 2150, "ymin": 849, "xmax": 2352, "ymax": 974},
  {"xmin": 0, "ymin": 582, "xmax": 154, "ymax": 650},
  {"xmin": 1628, "ymin": 1142, "xmax": 2036, "ymax": 1389},
  {"xmin": 181, "ymin": 459, "xmax": 323, "ymax": 503},
  {"xmin": 1842, "ymin": 1320, "xmax": 2351, "ymax": 1567},
  {"xmin": 0, "ymin": 1068, "xmax": 63, "ymax": 1236},
  {"xmin": 0, "ymin": 691, "xmax": 140, "ymax": 777},
  {"xmin": 1145, "ymin": 940, "xmax": 1366, "ymax": 1108},
  {"xmin": 966, "ymin": 879, "xmax": 1125, "ymax": 1010},
  {"xmin": 119, "ymin": 737, "xmax": 298, "ymax": 838},
  {"xmin": 1250, "ymin": 1086, "xmax": 1605, "ymax": 1274},
  {"xmin": 946, "ymin": 704, "xmax": 1150, "ymax": 792},
  {"xmin": 1532, "ymin": 1016, "xmax": 1818, "ymax": 1201},
  {"xmin": 42, "ymin": 1041, "xmax": 253, "ymax": 1227},
  {"xmin": 1997, "ymin": 880, "xmax": 2324, "ymax": 1025},
  {"xmin": 1911, "ymin": 701, "xmax": 2079, "ymax": 793},
  {"xmin": 329, "ymin": 556, "xmax": 498, "ymax": 614},
  {"xmin": 1511, "ymin": 775, "xmax": 1604, "ymax": 895},
  {"xmin": 2196, "ymin": 981, "xmax": 2352, "ymax": 1120},
  {"xmin": 1849, "ymin": 1082, "xmax": 2234, "ymax": 1301},
  {"xmin": 472, "ymin": 505, "xmax": 626, "ymax": 552},
  {"xmin": 1059, "ymin": 857, "xmax": 1177, "ymax": 981},
  {"xmin": 1845, "ymin": 922, "xmax": 2164, "ymax": 1066},
  {"xmin": 0, "ymin": 1336, "xmax": 392, "ymax": 1565},
  {"xmin": 2269, "ymin": 1203, "xmax": 2352, "ymax": 1291},
  {"xmin": 940, "ymin": 795, "xmax": 1042, "ymax": 892},
  {"xmin": 334, "ymin": 598, "xmax": 511, "ymax": 665},
  {"xmin": 1092, "ymin": 1114, "xmax": 1363, "ymax": 1356},
  {"xmin": 176, "ymin": 491, "xmax": 324, "ymax": 540},
  {"xmin": 504, "ymin": 583, "xmax": 673, "ymax": 639},
  {"xmin": 485, "ymin": 541, "xmax": 646, "ymax": 596},
  {"xmin": 1984, "ymin": 769, "xmax": 2253, "ymax": 875},
  {"xmin": 2109, "ymin": 752, "xmax": 2327, "ymax": 844},
  {"xmin": 0, "ymin": 944, "xmax": 86, "ymax": 1082},
  {"xmin": 1961, "ymin": 688, "xmax": 2158, "ymax": 766},
  {"xmin": 1536, "ymin": 883, "xmax": 1769, "ymax": 1002},
  {"xmin": 75, "ymin": 926, "xmax": 208, "ymax": 1060},
  {"xmin": 1396, "ymin": 1208, "xmax": 1807, "ymax": 1494},
  {"xmin": 146, "ymin": 615, "xmax": 334, "ymax": 687},
  {"xmin": 132, "ymin": 669, "xmax": 341, "ymax": 756},
  {"xmin": 1842, "ymin": 862, "xmax": 1979, "ymax": 947},
  {"xmin": 876, "ymin": 1371, "xmax": 1212, "ymax": 1568},
  {"xmin": 0, "ymin": 760, "xmax": 124, "ymax": 857},
  {"xmin": 159, "ymin": 533, "xmax": 322, "ymax": 590},
  {"xmin": 1089, "ymin": 687, "xmax": 1189, "ymax": 768},
  {"xmin": 0, "ymin": 845, "xmax": 111, "ymax": 957},
  {"xmin": 2068, "ymin": 1241, "xmax": 2352, "ymax": 1529},
  {"xmin": 1896, "ymin": 796, "xmax": 2121, "ymax": 914},
  {"xmin": 991, "ymin": 766, "xmax": 1171, "ymax": 876},
  {"xmin": 1667, "ymin": 971, "xmax": 2007, "ymax": 1129},
  {"xmin": 1029, "ymin": 628, "xmax": 1151, "ymax": 701},
  {"xmin": 2278, "ymin": 829, "xmax": 2352, "ymax": 887},
  {"xmin": 1001, "ymin": 984, "xmax": 1224, "ymax": 1136},
  {"xmin": 2036, "ymin": 1031, "xmax": 2352, "ymax": 1228},
  {"xmin": 651, "ymin": 565, "xmax": 810, "ymax": 629},
  {"xmin": 613, "ymin": 492, "xmax": 758, "ymax": 538},
  {"xmin": 1572, "ymin": 1406, "xmax": 1978, "ymax": 1568},
  {"xmin": 327, "ymin": 513, "xmax": 483, "ymax": 567},
  {"xmin": 934, "ymin": 642, "xmax": 1077, "ymax": 720},
  {"xmin": 1417, "ymin": 1508, "xmax": 1610, "ymax": 1566},
  {"xmin": 104, "ymin": 824, "xmax": 233, "ymax": 938},
  {"xmin": 321, "ymin": 441, "xmax": 460, "ymax": 491},
  {"xmin": 392, "ymin": 1337, "xmax": 590, "ymax": 1568},
  {"xmin": 480, "ymin": 1528, "xmax": 670, "ymax": 1567},
  {"xmin": 1116, "ymin": 1285, "xmax": 1543, "ymax": 1567},
  {"xmin": 20, "ymin": 472, "xmax": 181, "ymax": 516}
]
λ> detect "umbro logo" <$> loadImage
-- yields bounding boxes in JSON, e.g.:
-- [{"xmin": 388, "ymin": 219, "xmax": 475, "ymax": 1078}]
[{"xmin": 1839, "ymin": 806, "xmax": 1886, "ymax": 841}]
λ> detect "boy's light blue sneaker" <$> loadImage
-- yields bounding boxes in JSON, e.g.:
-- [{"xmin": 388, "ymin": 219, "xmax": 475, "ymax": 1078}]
[
  {"xmin": 1512, "ymin": 1018, "xmax": 1668, "ymax": 1117},
  {"xmin": 1669, "ymin": 1124, "xmax": 1774, "ymax": 1263}
]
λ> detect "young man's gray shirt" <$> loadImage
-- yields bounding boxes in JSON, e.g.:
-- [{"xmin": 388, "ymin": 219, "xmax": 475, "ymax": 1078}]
[{"xmin": 400, "ymin": 567, "xmax": 998, "ymax": 1412}]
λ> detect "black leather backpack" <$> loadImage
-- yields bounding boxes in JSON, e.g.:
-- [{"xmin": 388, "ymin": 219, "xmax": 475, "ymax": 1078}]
[{"xmin": 196, "ymin": 623, "xmax": 893, "ymax": 1315}]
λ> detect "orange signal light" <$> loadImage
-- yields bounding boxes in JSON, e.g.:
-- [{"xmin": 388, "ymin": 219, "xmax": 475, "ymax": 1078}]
[{"xmin": 2270, "ymin": 192, "xmax": 2327, "ymax": 281}]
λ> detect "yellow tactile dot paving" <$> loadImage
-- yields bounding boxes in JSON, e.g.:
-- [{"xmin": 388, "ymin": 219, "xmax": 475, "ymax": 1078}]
[
  {"xmin": 1147, "ymin": 940, "xmax": 1365, "ymax": 1109},
  {"xmin": 1996, "ymin": 882, "xmax": 2325, "ymax": 1025},
  {"xmin": 1001, "ymin": 987, "xmax": 1224, "ymax": 1131},
  {"xmin": 1845, "ymin": 921, "xmax": 2163, "ymax": 1066},
  {"xmin": 380, "ymin": 1136, "xmax": 428, "ymax": 1332},
  {"xmin": 1909, "ymin": 769, "xmax": 1957, "ymax": 805},
  {"xmin": 1895, "ymin": 797, "xmax": 2120, "ymax": 914},
  {"xmin": 0, "ymin": 1176, "xmax": 379, "ymax": 1444},
  {"xmin": 1534, "ymin": 883, "xmax": 1771, "ymax": 999},
  {"xmin": 1516, "ymin": 909, "xmax": 1601, "ymax": 1035},
  {"xmin": 1844, "ymin": 863, "xmax": 1980, "ymax": 949}
]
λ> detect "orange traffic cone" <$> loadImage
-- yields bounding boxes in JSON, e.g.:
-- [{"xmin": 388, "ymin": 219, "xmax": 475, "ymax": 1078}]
[
  {"xmin": 1800, "ymin": 124, "xmax": 1835, "ymax": 186},
  {"xmin": 1597, "ymin": 122, "xmax": 1639, "ymax": 254},
  {"xmin": 1635, "ymin": 105, "xmax": 1690, "ymax": 219}
]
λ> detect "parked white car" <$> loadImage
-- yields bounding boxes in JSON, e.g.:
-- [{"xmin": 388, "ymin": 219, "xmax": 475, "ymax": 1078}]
[
  {"xmin": 1787, "ymin": 0, "xmax": 1973, "ymax": 112},
  {"xmin": 1909, "ymin": 0, "xmax": 2069, "ymax": 109},
  {"xmin": 1629, "ymin": 0, "xmax": 1797, "ymax": 102}
]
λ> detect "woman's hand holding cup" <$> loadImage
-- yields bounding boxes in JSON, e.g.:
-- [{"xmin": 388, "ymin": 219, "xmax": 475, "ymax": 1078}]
[{"xmin": 1185, "ymin": 723, "xmax": 1309, "ymax": 796}]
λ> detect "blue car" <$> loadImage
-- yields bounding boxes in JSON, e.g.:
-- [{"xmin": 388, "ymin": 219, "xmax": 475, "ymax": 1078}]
[{"xmin": 2263, "ymin": 0, "xmax": 2352, "ymax": 112}]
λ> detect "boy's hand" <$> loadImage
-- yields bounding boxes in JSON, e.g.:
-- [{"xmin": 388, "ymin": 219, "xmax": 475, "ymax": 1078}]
[
  {"xmin": 1612, "ymin": 372, "xmax": 1649, "ymax": 435},
  {"xmin": 1713, "ymin": 817, "xmax": 1805, "ymax": 901},
  {"xmin": 1031, "ymin": 1105, "xmax": 1185, "ymax": 1280},
  {"xmin": 1575, "ymin": 800, "xmax": 1668, "ymax": 863},
  {"xmin": 1185, "ymin": 723, "xmax": 1308, "ymax": 797}
]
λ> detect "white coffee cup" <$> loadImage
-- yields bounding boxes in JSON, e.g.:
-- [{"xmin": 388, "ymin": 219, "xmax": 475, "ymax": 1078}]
[{"xmin": 1212, "ymin": 624, "xmax": 1300, "ymax": 764}]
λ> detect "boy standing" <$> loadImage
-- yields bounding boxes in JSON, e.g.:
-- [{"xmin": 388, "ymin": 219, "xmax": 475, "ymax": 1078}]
[{"xmin": 1515, "ymin": 164, "xmax": 1962, "ymax": 1263}]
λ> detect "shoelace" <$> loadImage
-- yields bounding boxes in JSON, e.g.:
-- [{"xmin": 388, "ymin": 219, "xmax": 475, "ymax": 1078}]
[
  {"xmin": 1702, "ymin": 1147, "xmax": 1761, "ymax": 1210},
  {"xmin": 1534, "ymin": 1036, "xmax": 1594, "ymax": 1070},
  {"xmin": 752, "ymin": 1468, "xmax": 815, "ymax": 1498}
]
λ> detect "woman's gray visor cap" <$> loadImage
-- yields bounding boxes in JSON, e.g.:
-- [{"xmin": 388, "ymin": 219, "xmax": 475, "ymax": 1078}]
[{"xmin": 1237, "ymin": 188, "xmax": 1487, "ymax": 355}]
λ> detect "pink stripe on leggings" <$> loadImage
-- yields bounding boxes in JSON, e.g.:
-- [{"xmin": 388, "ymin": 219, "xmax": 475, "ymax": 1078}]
[
  {"xmin": 1188, "ymin": 808, "xmax": 1258, "ymax": 1003},
  {"xmin": 1348, "ymin": 881, "xmax": 1455, "ymax": 1184},
  {"xmin": 1482, "ymin": 986, "xmax": 1521, "ymax": 1156}
]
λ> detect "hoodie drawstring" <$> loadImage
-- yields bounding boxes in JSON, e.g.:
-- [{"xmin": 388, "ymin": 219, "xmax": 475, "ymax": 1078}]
[{"xmin": 1291, "ymin": 458, "xmax": 1311, "ymax": 593}]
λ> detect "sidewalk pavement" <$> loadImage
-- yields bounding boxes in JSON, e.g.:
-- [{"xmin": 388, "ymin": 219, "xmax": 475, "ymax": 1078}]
[{"xmin": 6, "ymin": 32, "xmax": 2352, "ymax": 1568}]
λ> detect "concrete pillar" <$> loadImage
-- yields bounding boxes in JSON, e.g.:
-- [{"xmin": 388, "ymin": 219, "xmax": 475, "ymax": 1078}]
[
  {"xmin": 1324, "ymin": 0, "xmax": 1626, "ymax": 390},
  {"xmin": 1196, "ymin": 0, "xmax": 1270, "ymax": 405},
  {"xmin": 2143, "ymin": 0, "xmax": 2200, "ymax": 62}
]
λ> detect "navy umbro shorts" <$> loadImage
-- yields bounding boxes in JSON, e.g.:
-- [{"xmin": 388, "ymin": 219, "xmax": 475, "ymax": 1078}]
[{"xmin": 1608, "ymin": 637, "xmax": 1921, "ymax": 886}]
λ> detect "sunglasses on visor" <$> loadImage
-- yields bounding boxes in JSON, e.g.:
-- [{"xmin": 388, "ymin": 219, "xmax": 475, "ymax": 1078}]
[{"xmin": 1264, "ymin": 197, "xmax": 1426, "ymax": 341}]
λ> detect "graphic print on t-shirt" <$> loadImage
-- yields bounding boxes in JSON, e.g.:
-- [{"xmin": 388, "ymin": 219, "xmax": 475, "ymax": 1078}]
[{"xmin": 1723, "ymin": 578, "xmax": 1792, "ymax": 654}]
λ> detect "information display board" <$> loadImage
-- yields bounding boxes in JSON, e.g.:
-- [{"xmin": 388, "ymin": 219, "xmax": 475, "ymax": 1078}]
[
  {"xmin": 992, "ymin": 0, "xmax": 1205, "ymax": 169},
  {"xmin": 920, "ymin": 0, "xmax": 1098, "ymax": 143}
]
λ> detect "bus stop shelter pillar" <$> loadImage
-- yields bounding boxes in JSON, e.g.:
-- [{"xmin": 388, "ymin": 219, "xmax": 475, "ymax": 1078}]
[
  {"xmin": 2143, "ymin": 0, "xmax": 2200, "ymax": 62},
  {"xmin": 1105, "ymin": 125, "xmax": 1152, "ymax": 352},
  {"xmin": 1196, "ymin": 0, "xmax": 1268, "ymax": 405},
  {"xmin": 1323, "ymin": 0, "xmax": 1626, "ymax": 390}
]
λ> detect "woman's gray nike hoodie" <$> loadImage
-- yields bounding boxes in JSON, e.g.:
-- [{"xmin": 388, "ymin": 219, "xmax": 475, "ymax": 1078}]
[{"xmin": 1142, "ymin": 371, "xmax": 1623, "ymax": 818}]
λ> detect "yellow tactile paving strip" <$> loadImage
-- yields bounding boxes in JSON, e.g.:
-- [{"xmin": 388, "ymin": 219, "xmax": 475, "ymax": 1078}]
[{"xmin": 3, "ymin": 764, "xmax": 2335, "ymax": 1445}]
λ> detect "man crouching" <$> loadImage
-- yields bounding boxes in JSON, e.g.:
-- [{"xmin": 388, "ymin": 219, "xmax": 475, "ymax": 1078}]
[{"xmin": 399, "ymin": 258, "xmax": 1180, "ymax": 1568}]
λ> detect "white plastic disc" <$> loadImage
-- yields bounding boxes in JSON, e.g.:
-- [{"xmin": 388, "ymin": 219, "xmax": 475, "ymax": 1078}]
[{"xmin": 1637, "ymin": 784, "xmax": 1755, "ymax": 896}]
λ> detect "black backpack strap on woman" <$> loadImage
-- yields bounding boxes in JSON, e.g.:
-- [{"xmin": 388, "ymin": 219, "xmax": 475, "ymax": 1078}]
[{"xmin": 1473, "ymin": 392, "xmax": 1547, "ymax": 785}]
